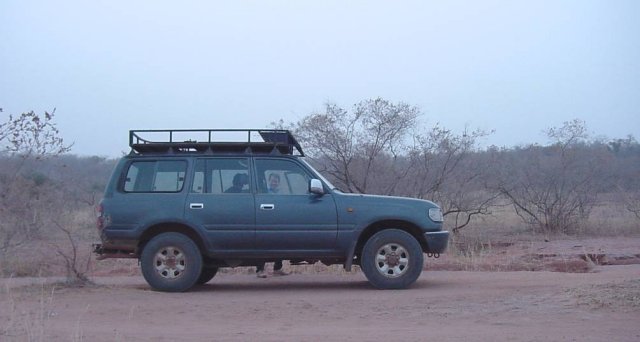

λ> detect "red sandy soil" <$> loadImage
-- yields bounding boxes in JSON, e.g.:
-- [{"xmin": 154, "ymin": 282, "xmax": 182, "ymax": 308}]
[{"xmin": 2, "ymin": 264, "xmax": 639, "ymax": 341}]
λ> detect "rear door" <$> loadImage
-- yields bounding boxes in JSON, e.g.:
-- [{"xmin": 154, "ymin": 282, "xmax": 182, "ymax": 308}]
[{"xmin": 184, "ymin": 158, "xmax": 255, "ymax": 253}]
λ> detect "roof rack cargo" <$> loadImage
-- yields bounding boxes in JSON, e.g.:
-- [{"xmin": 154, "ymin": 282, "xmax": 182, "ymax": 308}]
[{"xmin": 129, "ymin": 129, "xmax": 304, "ymax": 156}]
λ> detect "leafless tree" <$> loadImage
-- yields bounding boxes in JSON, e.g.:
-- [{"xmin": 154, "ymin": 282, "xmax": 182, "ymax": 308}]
[
  {"xmin": 293, "ymin": 98, "xmax": 419, "ymax": 194},
  {"xmin": 285, "ymin": 98, "xmax": 497, "ymax": 232},
  {"xmin": 405, "ymin": 126, "xmax": 498, "ymax": 233},
  {"xmin": 0, "ymin": 108, "xmax": 70, "ymax": 157},
  {"xmin": 0, "ymin": 108, "xmax": 72, "ymax": 265},
  {"xmin": 493, "ymin": 119, "xmax": 609, "ymax": 233},
  {"xmin": 617, "ymin": 187, "xmax": 640, "ymax": 221},
  {"xmin": 608, "ymin": 136, "xmax": 640, "ymax": 221}
]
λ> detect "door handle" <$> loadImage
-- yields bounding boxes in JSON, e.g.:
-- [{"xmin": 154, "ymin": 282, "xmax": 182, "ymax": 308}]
[
  {"xmin": 260, "ymin": 204, "xmax": 275, "ymax": 210},
  {"xmin": 190, "ymin": 203, "xmax": 204, "ymax": 209}
]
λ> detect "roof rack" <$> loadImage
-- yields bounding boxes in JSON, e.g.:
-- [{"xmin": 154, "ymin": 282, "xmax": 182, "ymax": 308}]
[{"xmin": 129, "ymin": 129, "xmax": 304, "ymax": 156}]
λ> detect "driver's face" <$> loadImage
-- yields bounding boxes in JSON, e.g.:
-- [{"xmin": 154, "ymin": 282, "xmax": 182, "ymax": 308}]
[{"xmin": 269, "ymin": 175, "xmax": 279, "ymax": 189}]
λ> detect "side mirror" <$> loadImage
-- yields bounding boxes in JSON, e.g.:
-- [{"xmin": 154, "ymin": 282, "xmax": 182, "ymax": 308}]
[{"xmin": 309, "ymin": 179, "xmax": 324, "ymax": 195}]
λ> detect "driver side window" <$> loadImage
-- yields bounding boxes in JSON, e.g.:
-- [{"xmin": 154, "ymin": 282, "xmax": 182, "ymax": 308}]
[{"xmin": 255, "ymin": 159, "xmax": 310, "ymax": 195}]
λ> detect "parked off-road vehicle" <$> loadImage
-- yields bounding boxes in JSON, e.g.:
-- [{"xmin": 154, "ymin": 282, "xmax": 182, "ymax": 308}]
[{"xmin": 94, "ymin": 129, "xmax": 449, "ymax": 292}]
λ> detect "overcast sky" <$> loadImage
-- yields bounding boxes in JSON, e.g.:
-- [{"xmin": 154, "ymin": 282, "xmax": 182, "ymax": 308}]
[{"xmin": 1, "ymin": 0, "xmax": 638, "ymax": 157}]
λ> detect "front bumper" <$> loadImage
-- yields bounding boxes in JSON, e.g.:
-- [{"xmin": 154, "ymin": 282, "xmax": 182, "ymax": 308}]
[{"xmin": 424, "ymin": 231, "xmax": 449, "ymax": 253}]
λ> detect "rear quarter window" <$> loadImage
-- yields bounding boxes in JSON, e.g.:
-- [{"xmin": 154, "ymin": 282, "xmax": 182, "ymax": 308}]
[{"xmin": 123, "ymin": 160, "xmax": 187, "ymax": 192}]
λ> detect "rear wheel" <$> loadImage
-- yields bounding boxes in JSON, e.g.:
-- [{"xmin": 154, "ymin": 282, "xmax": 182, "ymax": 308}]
[
  {"xmin": 140, "ymin": 232, "xmax": 203, "ymax": 292},
  {"xmin": 196, "ymin": 266, "xmax": 219, "ymax": 284},
  {"xmin": 360, "ymin": 229, "xmax": 424, "ymax": 289}
]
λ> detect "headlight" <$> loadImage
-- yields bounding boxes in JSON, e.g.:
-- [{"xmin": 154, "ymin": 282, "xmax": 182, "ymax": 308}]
[{"xmin": 428, "ymin": 208, "xmax": 444, "ymax": 222}]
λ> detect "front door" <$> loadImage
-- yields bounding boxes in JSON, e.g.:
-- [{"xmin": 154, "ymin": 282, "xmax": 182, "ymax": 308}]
[{"xmin": 253, "ymin": 158, "xmax": 338, "ymax": 252}]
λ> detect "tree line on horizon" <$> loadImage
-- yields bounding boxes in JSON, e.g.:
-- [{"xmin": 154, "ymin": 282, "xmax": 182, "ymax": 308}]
[{"xmin": 1, "ymin": 102, "xmax": 639, "ymax": 277}]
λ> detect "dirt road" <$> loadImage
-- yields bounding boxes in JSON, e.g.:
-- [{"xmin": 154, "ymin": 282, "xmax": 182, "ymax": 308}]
[{"xmin": 2, "ymin": 265, "xmax": 639, "ymax": 341}]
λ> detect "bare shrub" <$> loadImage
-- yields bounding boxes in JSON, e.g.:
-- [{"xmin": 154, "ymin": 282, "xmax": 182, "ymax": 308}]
[
  {"xmin": 0, "ymin": 168, "xmax": 60, "ymax": 260},
  {"xmin": 285, "ymin": 98, "xmax": 498, "ymax": 232},
  {"xmin": 0, "ymin": 108, "xmax": 72, "ymax": 273},
  {"xmin": 51, "ymin": 220, "xmax": 93, "ymax": 286},
  {"xmin": 622, "ymin": 192, "xmax": 640, "ymax": 221},
  {"xmin": 610, "ymin": 136, "xmax": 640, "ymax": 221},
  {"xmin": 492, "ymin": 120, "xmax": 610, "ymax": 234},
  {"xmin": 293, "ymin": 98, "xmax": 419, "ymax": 194},
  {"xmin": 406, "ymin": 126, "xmax": 498, "ymax": 232}
]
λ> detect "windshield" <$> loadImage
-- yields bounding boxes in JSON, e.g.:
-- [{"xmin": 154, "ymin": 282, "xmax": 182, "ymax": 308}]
[{"xmin": 299, "ymin": 158, "xmax": 341, "ymax": 192}]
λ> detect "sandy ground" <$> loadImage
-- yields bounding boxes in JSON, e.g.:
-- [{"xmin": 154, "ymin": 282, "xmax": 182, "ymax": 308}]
[{"xmin": 1, "ymin": 264, "xmax": 639, "ymax": 342}]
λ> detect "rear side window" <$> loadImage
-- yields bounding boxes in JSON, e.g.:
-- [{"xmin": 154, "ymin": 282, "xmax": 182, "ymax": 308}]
[
  {"xmin": 191, "ymin": 158, "xmax": 250, "ymax": 194},
  {"xmin": 124, "ymin": 160, "xmax": 187, "ymax": 192}
]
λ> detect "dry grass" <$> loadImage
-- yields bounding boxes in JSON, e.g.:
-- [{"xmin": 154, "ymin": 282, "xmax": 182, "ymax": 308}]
[
  {"xmin": 1, "ymin": 197, "xmax": 639, "ymax": 278},
  {"xmin": 429, "ymin": 198, "xmax": 640, "ymax": 273},
  {"xmin": 582, "ymin": 200, "xmax": 640, "ymax": 236},
  {"xmin": 0, "ymin": 280, "xmax": 56, "ymax": 341},
  {"xmin": 566, "ymin": 279, "xmax": 640, "ymax": 311},
  {"xmin": 0, "ymin": 239, "xmax": 95, "ymax": 278},
  {"xmin": 0, "ymin": 281, "xmax": 99, "ymax": 341}
]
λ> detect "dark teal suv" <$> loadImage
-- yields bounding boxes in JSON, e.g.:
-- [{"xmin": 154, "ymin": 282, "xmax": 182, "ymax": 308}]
[{"xmin": 94, "ymin": 129, "xmax": 449, "ymax": 292}]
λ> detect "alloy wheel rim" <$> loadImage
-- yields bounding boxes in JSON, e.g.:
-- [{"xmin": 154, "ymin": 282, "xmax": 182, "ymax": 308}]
[
  {"xmin": 375, "ymin": 243, "xmax": 409, "ymax": 278},
  {"xmin": 153, "ymin": 246, "xmax": 186, "ymax": 279}
]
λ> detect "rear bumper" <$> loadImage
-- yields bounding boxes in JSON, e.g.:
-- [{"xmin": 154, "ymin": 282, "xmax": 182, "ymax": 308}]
[
  {"xmin": 94, "ymin": 227, "xmax": 139, "ymax": 260},
  {"xmin": 99, "ymin": 226, "xmax": 140, "ymax": 249},
  {"xmin": 93, "ymin": 243, "xmax": 138, "ymax": 260},
  {"xmin": 424, "ymin": 231, "xmax": 449, "ymax": 253}
]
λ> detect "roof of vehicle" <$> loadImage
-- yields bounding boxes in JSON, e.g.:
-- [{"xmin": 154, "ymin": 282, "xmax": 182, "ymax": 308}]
[{"xmin": 129, "ymin": 129, "xmax": 304, "ymax": 156}]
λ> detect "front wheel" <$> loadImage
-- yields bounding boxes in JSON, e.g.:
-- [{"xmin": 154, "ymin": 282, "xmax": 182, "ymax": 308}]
[
  {"xmin": 140, "ymin": 232, "xmax": 203, "ymax": 292},
  {"xmin": 360, "ymin": 229, "xmax": 424, "ymax": 289}
]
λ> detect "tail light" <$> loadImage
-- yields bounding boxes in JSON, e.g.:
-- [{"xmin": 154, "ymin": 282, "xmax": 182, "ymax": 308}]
[{"xmin": 96, "ymin": 203, "xmax": 104, "ymax": 230}]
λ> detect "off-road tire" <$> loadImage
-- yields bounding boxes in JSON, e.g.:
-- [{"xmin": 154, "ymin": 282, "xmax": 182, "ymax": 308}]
[
  {"xmin": 140, "ymin": 232, "xmax": 203, "ymax": 292},
  {"xmin": 196, "ymin": 266, "xmax": 219, "ymax": 284},
  {"xmin": 361, "ymin": 229, "xmax": 424, "ymax": 289}
]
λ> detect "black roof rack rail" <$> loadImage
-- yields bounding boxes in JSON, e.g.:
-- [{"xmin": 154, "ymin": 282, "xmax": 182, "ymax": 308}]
[{"xmin": 129, "ymin": 129, "xmax": 304, "ymax": 156}]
